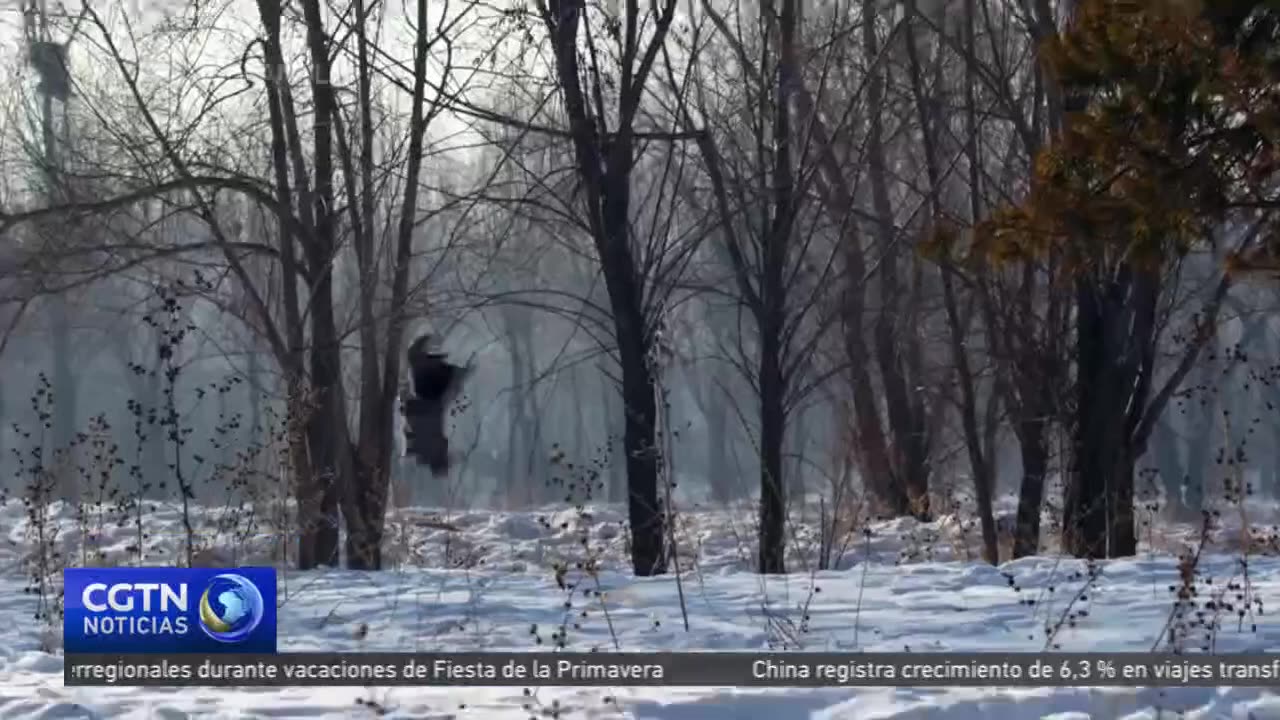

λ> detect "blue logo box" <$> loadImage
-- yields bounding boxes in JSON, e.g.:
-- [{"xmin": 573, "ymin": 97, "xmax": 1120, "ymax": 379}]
[{"xmin": 64, "ymin": 567, "xmax": 277, "ymax": 653}]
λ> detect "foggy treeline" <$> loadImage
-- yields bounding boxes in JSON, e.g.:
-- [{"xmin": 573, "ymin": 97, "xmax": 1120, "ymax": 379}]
[{"xmin": 1, "ymin": 0, "xmax": 1277, "ymax": 574}]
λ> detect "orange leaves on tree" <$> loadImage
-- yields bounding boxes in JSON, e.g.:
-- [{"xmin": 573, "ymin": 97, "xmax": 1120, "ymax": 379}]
[{"xmin": 981, "ymin": 0, "xmax": 1280, "ymax": 277}]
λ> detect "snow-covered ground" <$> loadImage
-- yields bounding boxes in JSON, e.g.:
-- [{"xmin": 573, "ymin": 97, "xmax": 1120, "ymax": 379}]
[{"xmin": 3, "ymin": 496, "xmax": 1280, "ymax": 719}]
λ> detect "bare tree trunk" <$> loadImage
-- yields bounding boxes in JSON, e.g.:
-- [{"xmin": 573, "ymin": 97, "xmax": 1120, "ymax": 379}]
[
  {"xmin": 996, "ymin": 0, "xmax": 1065, "ymax": 560},
  {"xmin": 1011, "ymin": 417, "xmax": 1050, "ymax": 557},
  {"xmin": 788, "ymin": 408, "xmax": 806, "ymax": 504},
  {"xmin": 343, "ymin": 0, "xmax": 387, "ymax": 570},
  {"xmin": 697, "ymin": 0, "xmax": 901, "ymax": 516},
  {"xmin": 1064, "ymin": 270, "xmax": 1157, "ymax": 558},
  {"xmin": 39, "ymin": 61, "xmax": 78, "ymax": 500},
  {"xmin": 296, "ymin": 0, "xmax": 344, "ymax": 569},
  {"xmin": 1065, "ymin": 293, "xmax": 1113, "ymax": 559},
  {"xmin": 617, "ymin": 315, "xmax": 665, "ymax": 575},
  {"xmin": 299, "ymin": 304, "xmax": 344, "ymax": 570},
  {"xmin": 539, "ymin": 0, "xmax": 673, "ymax": 576},
  {"xmin": 252, "ymin": 0, "xmax": 324, "ymax": 570},
  {"xmin": 251, "ymin": 0, "xmax": 302, "ymax": 527},
  {"xmin": 345, "ymin": 0, "xmax": 433, "ymax": 570},
  {"xmin": 862, "ymin": 0, "xmax": 930, "ymax": 519},
  {"xmin": 752, "ymin": 0, "xmax": 799, "ymax": 576},
  {"xmin": 903, "ymin": 0, "xmax": 995, "ymax": 562},
  {"xmin": 758, "ymin": 330, "xmax": 786, "ymax": 573}
]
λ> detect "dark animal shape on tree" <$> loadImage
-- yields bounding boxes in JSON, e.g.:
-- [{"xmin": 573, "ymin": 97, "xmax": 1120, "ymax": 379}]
[{"xmin": 401, "ymin": 334, "xmax": 473, "ymax": 476}]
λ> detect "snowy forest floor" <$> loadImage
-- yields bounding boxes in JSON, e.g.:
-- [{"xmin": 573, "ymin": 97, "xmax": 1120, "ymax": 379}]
[{"xmin": 3, "ymin": 496, "xmax": 1280, "ymax": 719}]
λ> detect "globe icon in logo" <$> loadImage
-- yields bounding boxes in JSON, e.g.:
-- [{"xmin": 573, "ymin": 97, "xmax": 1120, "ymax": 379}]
[{"xmin": 198, "ymin": 573, "xmax": 265, "ymax": 643}]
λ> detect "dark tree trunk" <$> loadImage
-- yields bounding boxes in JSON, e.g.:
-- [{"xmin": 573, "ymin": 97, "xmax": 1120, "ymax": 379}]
[
  {"xmin": 344, "ymin": 0, "xmax": 386, "ymax": 572},
  {"xmin": 995, "ymin": 0, "xmax": 1067, "ymax": 562},
  {"xmin": 254, "ymin": 0, "xmax": 319, "ymax": 570},
  {"xmin": 540, "ymin": 0, "xmax": 674, "ymax": 577},
  {"xmin": 1012, "ymin": 417, "xmax": 1050, "ymax": 558},
  {"xmin": 861, "ymin": 0, "xmax": 929, "ymax": 519},
  {"xmin": 301, "ymin": 358, "xmax": 343, "ymax": 569},
  {"xmin": 844, "ymin": 339, "xmax": 906, "ymax": 512},
  {"xmin": 903, "ymin": 0, "xmax": 988, "ymax": 558},
  {"xmin": 350, "ymin": 0, "xmax": 434, "ymax": 559},
  {"xmin": 1065, "ymin": 279, "xmax": 1114, "ymax": 559},
  {"xmin": 787, "ymin": 407, "xmax": 806, "ymax": 504},
  {"xmin": 615, "ymin": 299, "xmax": 665, "ymax": 576},
  {"xmin": 758, "ymin": 326, "xmax": 787, "ymax": 574},
  {"xmin": 598, "ymin": 156, "xmax": 665, "ymax": 576},
  {"xmin": 599, "ymin": 174, "xmax": 665, "ymax": 575},
  {"xmin": 1064, "ymin": 269, "xmax": 1156, "ymax": 559},
  {"xmin": 753, "ymin": 0, "xmax": 796, "ymax": 575},
  {"xmin": 297, "ymin": 0, "xmax": 343, "ymax": 570},
  {"xmin": 833, "ymin": 89, "xmax": 904, "ymax": 516}
]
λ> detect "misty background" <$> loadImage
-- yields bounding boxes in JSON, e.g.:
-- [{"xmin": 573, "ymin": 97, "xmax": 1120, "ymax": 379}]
[{"xmin": 0, "ymin": 0, "xmax": 1277, "ymax": 573}]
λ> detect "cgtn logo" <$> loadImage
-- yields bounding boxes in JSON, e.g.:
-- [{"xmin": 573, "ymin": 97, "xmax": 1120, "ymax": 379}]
[{"xmin": 64, "ymin": 567, "xmax": 276, "ymax": 653}]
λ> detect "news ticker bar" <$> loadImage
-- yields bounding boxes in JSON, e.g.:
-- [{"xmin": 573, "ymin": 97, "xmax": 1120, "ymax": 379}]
[{"xmin": 64, "ymin": 652, "xmax": 1280, "ymax": 687}]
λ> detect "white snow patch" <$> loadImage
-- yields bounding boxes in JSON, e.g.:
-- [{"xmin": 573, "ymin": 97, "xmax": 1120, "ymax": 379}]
[
  {"xmin": 495, "ymin": 514, "xmax": 547, "ymax": 540},
  {"xmin": 2, "ymin": 497, "xmax": 1280, "ymax": 718}
]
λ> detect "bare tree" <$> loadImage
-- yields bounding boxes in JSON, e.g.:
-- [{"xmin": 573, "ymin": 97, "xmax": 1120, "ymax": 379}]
[
  {"xmin": 0, "ymin": 0, "xmax": 479, "ymax": 569},
  {"xmin": 529, "ymin": 0, "xmax": 691, "ymax": 576},
  {"xmin": 678, "ymin": 0, "xmax": 851, "ymax": 572}
]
